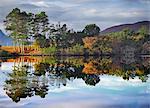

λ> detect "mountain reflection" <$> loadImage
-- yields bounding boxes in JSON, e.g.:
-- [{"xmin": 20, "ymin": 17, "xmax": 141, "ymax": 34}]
[{"xmin": 3, "ymin": 56, "xmax": 150, "ymax": 102}]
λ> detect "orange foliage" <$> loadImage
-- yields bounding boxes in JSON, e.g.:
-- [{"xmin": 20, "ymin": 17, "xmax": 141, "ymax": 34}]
[
  {"xmin": 82, "ymin": 61, "xmax": 98, "ymax": 74},
  {"xmin": 5, "ymin": 56, "xmax": 43, "ymax": 63},
  {"xmin": 1, "ymin": 46, "xmax": 16, "ymax": 53},
  {"xmin": 82, "ymin": 37, "xmax": 97, "ymax": 49},
  {"xmin": 1, "ymin": 45, "xmax": 41, "ymax": 55}
]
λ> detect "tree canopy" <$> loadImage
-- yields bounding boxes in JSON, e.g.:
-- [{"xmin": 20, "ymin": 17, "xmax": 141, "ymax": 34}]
[{"xmin": 83, "ymin": 24, "xmax": 100, "ymax": 36}]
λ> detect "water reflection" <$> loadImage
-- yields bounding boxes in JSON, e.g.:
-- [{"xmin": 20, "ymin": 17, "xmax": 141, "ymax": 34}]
[{"xmin": 1, "ymin": 56, "xmax": 150, "ymax": 103}]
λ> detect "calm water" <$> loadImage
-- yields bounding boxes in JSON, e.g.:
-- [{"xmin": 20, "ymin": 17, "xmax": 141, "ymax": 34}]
[{"xmin": 0, "ymin": 56, "xmax": 150, "ymax": 108}]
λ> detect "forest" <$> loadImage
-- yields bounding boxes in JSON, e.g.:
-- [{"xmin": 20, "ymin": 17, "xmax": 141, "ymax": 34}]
[{"xmin": 0, "ymin": 8, "xmax": 150, "ymax": 56}]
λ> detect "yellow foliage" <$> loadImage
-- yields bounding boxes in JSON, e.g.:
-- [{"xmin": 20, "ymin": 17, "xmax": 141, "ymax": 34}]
[
  {"xmin": 136, "ymin": 69, "xmax": 144, "ymax": 75},
  {"xmin": 82, "ymin": 37, "xmax": 98, "ymax": 49},
  {"xmin": 82, "ymin": 61, "xmax": 98, "ymax": 74}
]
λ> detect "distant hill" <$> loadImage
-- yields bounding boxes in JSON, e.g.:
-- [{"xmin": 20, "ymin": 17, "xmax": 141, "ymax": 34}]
[
  {"xmin": 0, "ymin": 30, "xmax": 12, "ymax": 46},
  {"xmin": 100, "ymin": 21, "xmax": 150, "ymax": 34}
]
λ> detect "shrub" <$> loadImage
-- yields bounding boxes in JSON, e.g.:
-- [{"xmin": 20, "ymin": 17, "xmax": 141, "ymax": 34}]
[{"xmin": 42, "ymin": 46, "xmax": 57, "ymax": 55}]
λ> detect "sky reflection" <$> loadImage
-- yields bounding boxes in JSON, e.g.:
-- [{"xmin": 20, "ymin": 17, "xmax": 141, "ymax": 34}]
[{"xmin": 0, "ymin": 57, "xmax": 150, "ymax": 108}]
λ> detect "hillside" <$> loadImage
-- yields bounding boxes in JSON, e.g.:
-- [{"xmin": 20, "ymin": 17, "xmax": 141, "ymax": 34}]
[
  {"xmin": 0, "ymin": 30, "xmax": 12, "ymax": 46},
  {"xmin": 100, "ymin": 21, "xmax": 150, "ymax": 34}
]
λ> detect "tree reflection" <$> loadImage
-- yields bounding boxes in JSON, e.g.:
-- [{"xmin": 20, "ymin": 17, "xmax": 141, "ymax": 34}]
[
  {"xmin": 83, "ymin": 74, "xmax": 100, "ymax": 86},
  {"xmin": 4, "ymin": 64, "xmax": 32, "ymax": 102},
  {"xmin": 34, "ymin": 63, "xmax": 49, "ymax": 76},
  {"xmin": 4, "ymin": 56, "xmax": 150, "ymax": 102},
  {"xmin": 4, "ymin": 61, "xmax": 49, "ymax": 102}
]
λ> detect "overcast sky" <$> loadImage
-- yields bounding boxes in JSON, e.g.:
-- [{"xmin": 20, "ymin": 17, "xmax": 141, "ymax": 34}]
[{"xmin": 0, "ymin": 0, "xmax": 150, "ymax": 32}]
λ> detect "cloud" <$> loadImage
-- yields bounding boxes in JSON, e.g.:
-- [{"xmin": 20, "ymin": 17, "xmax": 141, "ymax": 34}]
[
  {"xmin": 0, "ymin": 0, "xmax": 149, "ymax": 31},
  {"xmin": 0, "ymin": 0, "xmax": 19, "ymax": 6},
  {"xmin": 19, "ymin": 3, "xmax": 41, "ymax": 9},
  {"xmin": 29, "ymin": 1, "xmax": 49, "ymax": 8}
]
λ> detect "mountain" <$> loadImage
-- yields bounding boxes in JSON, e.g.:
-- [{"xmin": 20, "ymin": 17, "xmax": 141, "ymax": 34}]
[
  {"xmin": 100, "ymin": 21, "xmax": 150, "ymax": 34},
  {"xmin": 0, "ymin": 30, "xmax": 5, "ymax": 36},
  {"xmin": 0, "ymin": 30, "xmax": 12, "ymax": 46}
]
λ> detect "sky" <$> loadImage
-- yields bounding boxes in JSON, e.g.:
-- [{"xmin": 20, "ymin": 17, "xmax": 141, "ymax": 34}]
[{"xmin": 0, "ymin": 0, "xmax": 150, "ymax": 32}]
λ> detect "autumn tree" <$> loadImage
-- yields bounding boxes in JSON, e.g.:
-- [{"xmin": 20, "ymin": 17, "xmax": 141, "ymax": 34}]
[
  {"xmin": 82, "ymin": 37, "xmax": 98, "ymax": 49},
  {"xmin": 93, "ymin": 36, "xmax": 112, "ymax": 54}
]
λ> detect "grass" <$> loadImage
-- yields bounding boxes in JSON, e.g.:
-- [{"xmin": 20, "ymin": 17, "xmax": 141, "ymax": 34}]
[{"xmin": 1, "ymin": 46, "xmax": 41, "ymax": 55}]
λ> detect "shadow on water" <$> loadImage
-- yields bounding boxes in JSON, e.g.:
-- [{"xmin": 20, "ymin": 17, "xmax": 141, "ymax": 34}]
[{"xmin": 1, "ymin": 55, "xmax": 150, "ymax": 103}]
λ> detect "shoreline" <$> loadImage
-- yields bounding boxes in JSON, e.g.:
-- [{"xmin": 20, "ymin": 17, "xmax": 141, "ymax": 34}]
[{"xmin": 0, "ymin": 53, "xmax": 150, "ymax": 58}]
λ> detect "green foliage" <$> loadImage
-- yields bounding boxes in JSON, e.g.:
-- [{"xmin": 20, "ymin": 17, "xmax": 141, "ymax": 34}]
[
  {"xmin": 41, "ymin": 57, "xmax": 57, "ymax": 64},
  {"xmin": 42, "ymin": 46, "xmax": 57, "ymax": 54},
  {"xmin": 108, "ymin": 28, "xmax": 135, "ymax": 41},
  {"xmin": 2, "ymin": 56, "xmax": 150, "ymax": 102},
  {"xmin": 4, "ymin": 8, "xmax": 149, "ymax": 55},
  {"xmin": 34, "ymin": 34, "xmax": 47, "ymax": 48},
  {"xmin": 69, "ymin": 44, "xmax": 84, "ymax": 54},
  {"xmin": 92, "ymin": 37, "xmax": 112, "ymax": 54},
  {"xmin": 83, "ymin": 24, "xmax": 100, "ymax": 36},
  {"xmin": 5, "ymin": 64, "xmax": 48, "ymax": 102},
  {"xmin": 0, "ymin": 50, "xmax": 12, "ymax": 56},
  {"xmin": 4, "ymin": 8, "xmax": 30, "ymax": 45},
  {"xmin": 33, "ymin": 12, "xmax": 49, "ymax": 35},
  {"xmin": 138, "ymin": 26, "xmax": 148, "ymax": 36},
  {"xmin": 48, "ymin": 22, "xmax": 70, "ymax": 48}
]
